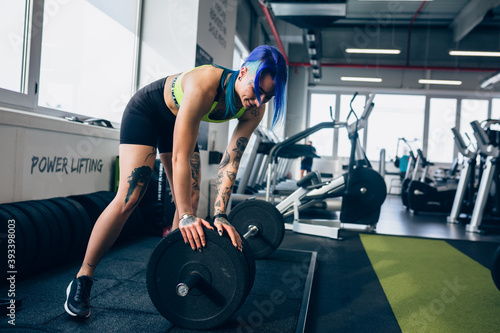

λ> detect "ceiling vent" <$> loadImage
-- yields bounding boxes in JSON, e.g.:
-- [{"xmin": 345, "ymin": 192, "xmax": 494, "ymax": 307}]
[{"xmin": 269, "ymin": 0, "xmax": 347, "ymax": 29}]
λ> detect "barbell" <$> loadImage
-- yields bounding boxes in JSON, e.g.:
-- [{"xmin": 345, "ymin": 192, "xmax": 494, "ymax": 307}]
[
  {"xmin": 228, "ymin": 199, "xmax": 285, "ymax": 259},
  {"xmin": 146, "ymin": 199, "xmax": 285, "ymax": 330}
]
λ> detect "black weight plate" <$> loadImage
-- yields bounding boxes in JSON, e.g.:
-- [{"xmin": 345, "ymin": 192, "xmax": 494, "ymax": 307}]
[
  {"xmin": 341, "ymin": 167, "xmax": 387, "ymax": 224},
  {"xmin": 241, "ymin": 236, "xmax": 256, "ymax": 294},
  {"xmin": 29, "ymin": 201, "xmax": 63, "ymax": 262},
  {"xmin": 492, "ymin": 245, "xmax": 500, "ymax": 291},
  {"xmin": 91, "ymin": 191, "xmax": 144, "ymax": 242},
  {"xmin": 91, "ymin": 191, "xmax": 115, "ymax": 206},
  {"xmin": 37, "ymin": 199, "xmax": 72, "ymax": 264},
  {"xmin": 209, "ymin": 223, "xmax": 255, "ymax": 302},
  {"xmin": 49, "ymin": 198, "xmax": 88, "ymax": 261},
  {"xmin": 229, "ymin": 200, "xmax": 285, "ymax": 259},
  {"xmin": 347, "ymin": 168, "xmax": 387, "ymax": 210},
  {"xmin": 10, "ymin": 202, "xmax": 53, "ymax": 273},
  {"xmin": 124, "ymin": 205, "xmax": 143, "ymax": 240},
  {"xmin": 88, "ymin": 192, "xmax": 134, "ymax": 242},
  {"xmin": 0, "ymin": 205, "xmax": 33, "ymax": 276},
  {"xmin": 147, "ymin": 229, "xmax": 250, "ymax": 330},
  {"xmin": 63, "ymin": 197, "xmax": 93, "ymax": 244},
  {"xmin": 68, "ymin": 193, "xmax": 107, "ymax": 226},
  {"xmin": 209, "ymin": 222, "xmax": 255, "ymax": 301}
]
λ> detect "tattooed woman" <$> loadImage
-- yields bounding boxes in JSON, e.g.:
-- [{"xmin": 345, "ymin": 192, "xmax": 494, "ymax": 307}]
[{"xmin": 64, "ymin": 45, "xmax": 288, "ymax": 318}]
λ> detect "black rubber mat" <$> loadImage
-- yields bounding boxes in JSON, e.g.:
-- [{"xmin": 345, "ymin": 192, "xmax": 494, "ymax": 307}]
[
  {"xmin": 446, "ymin": 239, "xmax": 500, "ymax": 269},
  {"xmin": 280, "ymin": 230, "xmax": 401, "ymax": 333},
  {"xmin": 0, "ymin": 237, "xmax": 315, "ymax": 333}
]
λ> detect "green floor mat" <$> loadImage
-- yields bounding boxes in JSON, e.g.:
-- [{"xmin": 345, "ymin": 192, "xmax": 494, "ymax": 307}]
[{"xmin": 360, "ymin": 234, "xmax": 500, "ymax": 333}]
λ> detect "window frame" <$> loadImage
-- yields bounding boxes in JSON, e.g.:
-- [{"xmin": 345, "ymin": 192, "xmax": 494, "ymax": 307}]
[
  {"xmin": 307, "ymin": 85, "xmax": 495, "ymax": 163},
  {"xmin": 0, "ymin": 0, "xmax": 40, "ymax": 110},
  {"xmin": 306, "ymin": 90, "xmax": 337, "ymax": 157},
  {"xmin": 0, "ymin": 0, "xmax": 143, "ymax": 123},
  {"xmin": 337, "ymin": 93, "xmax": 368, "ymax": 159},
  {"xmin": 426, "ymin": 97, "xmax": 458, "ymax": 163}
]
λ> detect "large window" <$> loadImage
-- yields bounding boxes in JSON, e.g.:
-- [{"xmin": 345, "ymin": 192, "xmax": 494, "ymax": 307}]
[
  {"xmin": 491, "ymin": 98, "xmax": 500, "ymax": 119},
  {"xmin": 38, "ymin": 0, "xmax": 139, "ymax": 123},
  {"xmin": 0, "ymin": 0, "xmax": 29, "ymax": 93},
  {"xmin": 366, "ymin": 94, "xmax": 425, "ymax": 161},
  {"xmin": 338, "ymin": 94, "xmax": 366, "ymax": 158},
  {"xmin": 459, "ymin": 99, "xmax": 489, "ymax": 140},
  {"xmin": 305, "ymin": 93, "xmax": 500, "ymax": 165},
  {"xmin": 428, "ymin": 98, "xmax": 457, "ymax": 163},
  {"xmin": 309, "ymin": 93, "xmax": 336, "ymax": 156}
]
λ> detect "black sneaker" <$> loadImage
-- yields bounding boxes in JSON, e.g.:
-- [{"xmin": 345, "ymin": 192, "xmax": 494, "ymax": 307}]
[{"xmin": 64, "ymin": 275, "xmax": 95, "ymax": 318}]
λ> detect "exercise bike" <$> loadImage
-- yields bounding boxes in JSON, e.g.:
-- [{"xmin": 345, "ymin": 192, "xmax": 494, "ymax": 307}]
[
  {"xmin": 406, "ymin": 149, "xmax": 458, "ymax": 214},
  {"xmin": 396, "ymin": 138, "xmax": 419, "ymax": 208}
]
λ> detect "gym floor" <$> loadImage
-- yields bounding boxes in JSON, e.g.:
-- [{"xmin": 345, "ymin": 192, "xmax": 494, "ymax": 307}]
[
  {"xmin": 375, "ymin": 195, "xmax": 500, "ymax": 243},
  {"xmin": 281, "ymin": 194, "xmax": 500, "ymax": 332}
]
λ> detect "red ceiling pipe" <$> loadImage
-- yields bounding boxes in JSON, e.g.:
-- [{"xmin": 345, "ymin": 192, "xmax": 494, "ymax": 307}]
[
  {"xmin": 260, "ymin": 1, "xmax": 497, "ymax": 74},
  {"xmin": 288, "ymin": 62, "xmax": 498, "ymax": 73},
  {"xmin": 406, "ymin": 1, "xmax": 427, "ymax": 66},
  {"xmin": 259, "ymin": 1, "xmax": 290, "ymax": 65}
]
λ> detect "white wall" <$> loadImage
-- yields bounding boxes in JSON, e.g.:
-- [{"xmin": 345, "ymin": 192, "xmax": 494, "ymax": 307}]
[
  {"xmin": 139, "ymin": 0, "xmax": 199, "ymax": 87},
  {"xmin": 140, "ymin": 0, "xmax": 239, "ymax": 218},
  {"xmin": 196, "ymin": 0, "xmax": 238, "ymax": 218},
  {"xmin": 0, "ymin": 107, "xmax": 119, "ymax": 203},
  {"xmin": 284, "ymin": 66, "xmax": 312, "ymax": 178}
]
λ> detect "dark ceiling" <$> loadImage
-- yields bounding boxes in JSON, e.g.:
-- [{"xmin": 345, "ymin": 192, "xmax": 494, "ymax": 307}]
[{"xmin": 248, "ymin": 0, "xmax": 500, "ymax": 72}]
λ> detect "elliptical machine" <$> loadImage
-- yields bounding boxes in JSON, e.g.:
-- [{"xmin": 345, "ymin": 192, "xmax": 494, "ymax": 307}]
[
  {"xmin": 447, "ymin": 128, "xmax": 477, "ymax": 224},
  {"xmin": 466, "ymin": 120, "xmax": 500, "ymax": 233},
  {"xmin": 268, "ymin": 93, "xmax": 387, "ymax": 239}
]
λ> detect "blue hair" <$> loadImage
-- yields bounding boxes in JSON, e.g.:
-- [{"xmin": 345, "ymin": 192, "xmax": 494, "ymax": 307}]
[
  {"xmin": 224, "ymin": 68, "xmax": 239, "ymax": 118},
  {"xmin": 223, "ymin": 45, "xmax": 288, "ymax": 128}
]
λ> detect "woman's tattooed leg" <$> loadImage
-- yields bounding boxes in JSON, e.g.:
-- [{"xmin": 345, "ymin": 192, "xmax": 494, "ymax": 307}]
[
  {"xmin": 125, "ymin": 166, "xmax": 152, "ymax": 208},
  {"xmin": 124, "ymin": 147, "xmax": 155, "ymax": 208}
]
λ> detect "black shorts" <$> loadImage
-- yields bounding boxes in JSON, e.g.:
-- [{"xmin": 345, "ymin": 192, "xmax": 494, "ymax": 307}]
[
  {"xmin": 301, "ymin": 164, "xmax": 312, "ymax": 172},
  {"xmin": 301, "ymin": 157, "xmax": 313, "ymax": 172},
  {"xmin": 120, "ymin": 77, "xmax": 199, "ymax": 154}
]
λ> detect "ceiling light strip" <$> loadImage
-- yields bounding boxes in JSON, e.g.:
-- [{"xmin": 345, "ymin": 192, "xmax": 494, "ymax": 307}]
[
  {"xmin": 418, "ymin": 79, "xmax": 462, "ymax": 85},
  {"xmin": 359, "ymin": 0, "xmax": 432, "ymax": 2},
  {"xmin": 341, "ymin": 77, "xmax": 382, "ymax": 83},
  {"xmin": 345, "ymin": 48, "xmax": 401, "ymax": 55},
  {"xmin": 270, "ymin": 3, "xmax": 347, "ymax": 16},
  {"xmin": 449, "ymin": 50, "xmax": 500, "ymax": 57}
]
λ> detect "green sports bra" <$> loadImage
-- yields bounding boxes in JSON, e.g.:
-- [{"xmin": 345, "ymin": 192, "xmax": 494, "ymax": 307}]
[{"xmin": 170, "ymin": 65, "xmax": 246, "ymax": 123}]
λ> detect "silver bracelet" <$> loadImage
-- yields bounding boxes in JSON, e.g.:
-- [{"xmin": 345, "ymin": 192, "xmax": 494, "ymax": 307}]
[{"xmin": 180, "ymin": 214, "xmax": 196, "ymax": 224}]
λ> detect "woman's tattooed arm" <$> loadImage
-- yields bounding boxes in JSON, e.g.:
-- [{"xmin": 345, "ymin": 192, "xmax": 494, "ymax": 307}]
[
  {"xmin": 232, "ymin": 137, "xmax": 247, "ymax": 168},
  {"xmin": 214, "ymin": 137, "xmax": 248, "ymax": 215},
  {"xmin": 190, "ymin": 152, "xmax": 201, "ymax": 191}
]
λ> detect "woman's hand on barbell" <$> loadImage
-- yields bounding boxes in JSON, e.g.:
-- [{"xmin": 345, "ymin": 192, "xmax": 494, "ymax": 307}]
[
  {"xmin": 179, "ymin": 214, "xmax": 213, "ymax": 251},
  {"xmin": 214, "ymin": 216, "xmax": 243, "ymax": 252}
]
